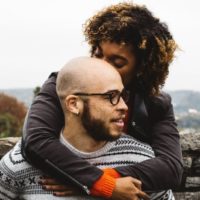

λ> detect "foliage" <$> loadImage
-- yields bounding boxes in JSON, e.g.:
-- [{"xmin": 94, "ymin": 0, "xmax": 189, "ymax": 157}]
[
  {"xmin": 177, "ymin": 114, "xmax": 200, "ymax": 130},
  {"xmin": 0, "ymin": 93, "xmax": 27, "ymax": 137},
  {"xmin": 168, "ymin": 90, "xmax": 200, "ymax": 114},
  {"xmin": 33, "ymin": 86, "xmax": 41, "ymax": 98}
]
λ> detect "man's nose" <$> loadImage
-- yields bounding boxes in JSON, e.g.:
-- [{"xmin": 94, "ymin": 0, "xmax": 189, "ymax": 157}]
[{"xmin": 117, "ymin": 97, "xmax": 128, "ymax": 112}]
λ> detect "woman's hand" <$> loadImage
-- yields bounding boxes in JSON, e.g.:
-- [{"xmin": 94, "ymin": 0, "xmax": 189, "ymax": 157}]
[
  {"xmin": 111, "ymin": 177, "xmax": 150, "ymax": 200},
  {"xmin": 39, "ymin": 177, "xmax": 82, "ymax": 197}
]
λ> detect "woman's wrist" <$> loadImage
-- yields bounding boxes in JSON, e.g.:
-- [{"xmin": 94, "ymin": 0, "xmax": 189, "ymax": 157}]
[{"xmin": 90, "ymin": 168, "xmax": 121, "ymax": 198}]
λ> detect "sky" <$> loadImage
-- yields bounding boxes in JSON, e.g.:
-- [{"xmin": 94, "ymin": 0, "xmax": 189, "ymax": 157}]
[{"xmin": 0, "ymin": 0, "xmax": 199, "ymax": 91}]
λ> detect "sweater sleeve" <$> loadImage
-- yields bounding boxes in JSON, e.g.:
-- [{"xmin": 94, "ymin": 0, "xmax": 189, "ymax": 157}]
[
  {"xmin": 0, "ymin": 154, "xmax": 19, "ymax": 199},
  {"xmin": 22, "ymin": 73, "xmax": 103, "ymax": 191},
  {"xmin": 115, "ymin": 94, "xmax": 183, "ymax": 191}
]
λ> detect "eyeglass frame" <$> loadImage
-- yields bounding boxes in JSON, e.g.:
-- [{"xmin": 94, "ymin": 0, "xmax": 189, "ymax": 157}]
[{"xmin": 73, "ymin": 89, "xmax": 129, "ymax": 106}]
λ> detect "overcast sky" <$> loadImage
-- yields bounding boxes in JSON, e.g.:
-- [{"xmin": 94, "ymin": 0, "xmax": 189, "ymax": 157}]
[{"xmin": 0, "ymin": 0, "xmax": 199, "ymax": 91}]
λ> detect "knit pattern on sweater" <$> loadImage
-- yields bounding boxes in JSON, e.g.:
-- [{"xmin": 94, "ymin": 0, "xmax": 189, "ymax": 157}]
[{"xmin": 0, "ymin": 135, "xmax": 174, "ymax": 200}]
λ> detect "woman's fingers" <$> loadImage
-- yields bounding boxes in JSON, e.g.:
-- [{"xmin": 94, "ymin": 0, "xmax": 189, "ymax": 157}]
[
  {"xmin": 130, "ymin": 177, "xmax": 142, "ymax": 190},
  {"xmin": 40, "ymin": 177, "xmax": 60, "ymax": 185},
  {"xmin": 39, "ymin": 177, "xmax": 76, "ymax": 191},
  {"xmin": 136, "ymin": 189, "xmax": 150, "ymax": 200},
  {"xmin": 53, "ymin": 190, "xmax": 80, "ymax": 197},
  {"xmin": 42, "ymin": 184, "xmax": 69, "ymax": 191}
]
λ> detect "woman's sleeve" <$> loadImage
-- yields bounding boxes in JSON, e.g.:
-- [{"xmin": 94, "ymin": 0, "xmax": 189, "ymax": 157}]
[
  {"xmin": 115, "ymin": 93, "xmax": 183, "ymax": 191},
  {"xmin": 21, "ymin": 73, "xmax": 103, "ymax": 192}
]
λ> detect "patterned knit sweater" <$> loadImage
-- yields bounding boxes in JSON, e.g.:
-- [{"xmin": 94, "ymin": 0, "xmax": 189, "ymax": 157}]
[{"xmin": 0, "ymin": 134, "xmax": 174, "ymax": 200}]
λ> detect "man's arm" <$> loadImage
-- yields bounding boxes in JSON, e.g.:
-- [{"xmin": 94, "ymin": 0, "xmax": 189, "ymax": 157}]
[{"xmin": 0, "ymin": 156, "xmax": 19, "ymax": 199}]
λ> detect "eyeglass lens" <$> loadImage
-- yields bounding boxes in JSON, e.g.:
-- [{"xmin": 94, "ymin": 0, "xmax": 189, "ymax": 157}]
[{"xmin": 111, "ymin": 90, "xmax": 129, "ymax": 105}]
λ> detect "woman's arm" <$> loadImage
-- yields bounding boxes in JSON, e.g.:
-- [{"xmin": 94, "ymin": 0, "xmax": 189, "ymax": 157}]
[
  {"xmin": 21, "ymin": 72, "xmax": 149, "ymax": 199},
  {"xmin": 115, "ymin": 93, "xmax": 183, "ymax": 191},
  {"xmin": 21, "ymin": 73, "xmax": 103, "ymax": 193},
  {"xmin": 22, "ymin": 73, "xmax": 182, "ymax": 193}
]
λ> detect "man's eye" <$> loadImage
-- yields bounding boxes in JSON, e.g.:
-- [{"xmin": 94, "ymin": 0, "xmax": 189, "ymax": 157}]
[
  {"xmin": 104, "ymin": 94, "xmax": 112, "ymax": 99},
  {"xmin": 105, "ymin": 92, "xmax": 117, "ymax": 99}
]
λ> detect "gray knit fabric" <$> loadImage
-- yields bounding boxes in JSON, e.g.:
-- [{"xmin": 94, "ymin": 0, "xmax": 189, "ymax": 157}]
[{"xmin": 0, "ymin": 134, "xmax": 174, "ymax": 200}]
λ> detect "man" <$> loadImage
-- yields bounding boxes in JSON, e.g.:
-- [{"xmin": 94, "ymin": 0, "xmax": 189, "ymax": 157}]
[{"xmin": 0, "ymin": 57, "xmax": 174, "ymax": 199}]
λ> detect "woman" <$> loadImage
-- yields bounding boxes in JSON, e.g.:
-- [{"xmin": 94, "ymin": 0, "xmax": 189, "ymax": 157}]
[{"xmin": 22, "ymin": 2, "xmax": 183, "ymax": 198}]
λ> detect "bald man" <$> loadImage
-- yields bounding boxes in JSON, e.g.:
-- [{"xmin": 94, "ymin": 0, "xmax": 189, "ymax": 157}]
[{"xmin": 0, "ymin": 57, "xmax": 173, "ymax": 200}]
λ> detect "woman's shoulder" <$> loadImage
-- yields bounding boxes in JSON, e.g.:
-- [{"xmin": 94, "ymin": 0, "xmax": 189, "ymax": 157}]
[
  {"xmin": 36, "ymin": 72, "xmax": 59, "ymax": 99},
  {"xmin": 147, "ymin": 91, "xmax": 171, "ymax": 106},
  {"xmin": 145, "ymin": 91, "xmax": 173, "ymax": 121},
  {"xmin": 43, "ymin": 72, "xmax": 58, "ymax": 88}
]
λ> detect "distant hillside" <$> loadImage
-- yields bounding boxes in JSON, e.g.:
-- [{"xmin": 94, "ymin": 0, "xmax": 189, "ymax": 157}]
[
  {"xmin": 1, "ymin": 88, "xmax": 200, "ymax": 116},
  {"xmin": 168, "ymin": 90, "xmax": 200, "ymax": 114},
  {"xmin": 0, "ymin": 88, "xmax": 34, "ymax": 107},
  {"xmin": 1, "ymin": 88, "xmax": 200, "ymax": 130}
]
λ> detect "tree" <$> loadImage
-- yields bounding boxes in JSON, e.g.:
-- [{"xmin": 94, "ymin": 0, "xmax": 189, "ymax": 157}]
[
  {"xmin": 0, "ymin": 93, "xmax": 27, "ymax": 137},
  {"xmin": 34, "ymin": 86, "xmax": 41, "ymax": 98}
]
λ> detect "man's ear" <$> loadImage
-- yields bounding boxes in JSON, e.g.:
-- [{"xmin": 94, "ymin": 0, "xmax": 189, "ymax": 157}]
[{"xmin": 65, "ymin": 95, "xmax": 81, "ymax": 115}]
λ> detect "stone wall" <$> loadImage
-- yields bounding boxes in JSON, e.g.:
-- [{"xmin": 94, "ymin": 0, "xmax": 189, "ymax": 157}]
[
  {"xmin": 0, "ymin": 133, "xmax": 200, "ymax": 199},
  {"xmin": 174, "ymin": 132, "xmax": 200, "ymax": 199},
  {"xmin": 0, "ymin": 137, "xmax": 20, "ymax": 158}
]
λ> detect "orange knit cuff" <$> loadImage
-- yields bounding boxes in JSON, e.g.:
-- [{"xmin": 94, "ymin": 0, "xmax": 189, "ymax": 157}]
[
  {"xmin": 103, "ymin": 168, "xmax": 121, "ymax": 178},
  {"xmin": 90, "ymin": 173, "xmax": 116, "ymax": 198}
]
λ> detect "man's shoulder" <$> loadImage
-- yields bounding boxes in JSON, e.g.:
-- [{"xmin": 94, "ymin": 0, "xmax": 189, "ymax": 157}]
[
  {"xmin": 0, "ymin": 141, "xmax": 32, "ymax": 196},
  {"xmin": 0, "ymin": 140, "xmax": 32, "ymax": 176},
  {"xmin": 115, "ymin": 134, "xmax": 154, "ymax": 153},
  {"xmin": 96, "ymin": 134, "xmax": 155, "ymax": 167},
  {"xmin": 118, "ymin": 133, "xmax": 150, "ymax": 144}
]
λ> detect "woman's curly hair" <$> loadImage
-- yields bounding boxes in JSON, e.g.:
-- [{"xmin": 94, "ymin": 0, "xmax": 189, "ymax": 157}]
[{"xmin": 83, "ymin": 2, "xmax": 177, "ymax": 96}]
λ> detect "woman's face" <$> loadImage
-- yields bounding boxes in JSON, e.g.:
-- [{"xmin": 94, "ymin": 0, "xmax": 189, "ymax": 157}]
[{"xmin": 93, "ymin": 41, "xmax": 137, "ymax": 87}]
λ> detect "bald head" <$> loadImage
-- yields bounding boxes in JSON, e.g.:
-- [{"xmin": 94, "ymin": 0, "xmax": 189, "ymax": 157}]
[{"xmin": 56, "ymin": 57, "xmax": 122, "ymax": 101}]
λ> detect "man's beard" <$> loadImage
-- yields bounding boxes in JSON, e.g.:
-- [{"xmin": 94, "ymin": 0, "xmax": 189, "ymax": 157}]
[{"xmin": 81, "ymin": 101, "xmax": 120, "ymax": 142}]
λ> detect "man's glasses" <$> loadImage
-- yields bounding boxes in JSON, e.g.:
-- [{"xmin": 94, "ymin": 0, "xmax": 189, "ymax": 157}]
[{"xmin": 74, "ymin": 89, "xmax": 129, "ymax": 106}]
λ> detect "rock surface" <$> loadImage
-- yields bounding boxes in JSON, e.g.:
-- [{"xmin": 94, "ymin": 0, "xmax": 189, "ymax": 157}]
[{"xmin": 0, "ymin": 137, "xmax": 20, "ymax": 158}]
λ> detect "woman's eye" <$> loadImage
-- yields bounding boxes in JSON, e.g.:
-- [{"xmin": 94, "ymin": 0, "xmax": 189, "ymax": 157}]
[
  {"xmin": 111, "ymin": 59, "xmax": 127, "ymax": 69},
  {"xmin": 113, "ymin": 62, "xmax": 125, "ymax": 68}
]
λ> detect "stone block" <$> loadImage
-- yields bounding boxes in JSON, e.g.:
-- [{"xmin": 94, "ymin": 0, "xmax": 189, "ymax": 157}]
[
  {"xmin": 192, "ymin": 157, "xmax": 200, "ymax": 175},
  {"xmin": 0, "ymin": 137, "xmax": 20, "ymax": 158},
  {"xmin": 180, "ymin": 132, "xmax": 200, "ymax": 151},
  {"xmin": 182, "ymin": 156, "xmax": 193, "ymax": 169},
  {"xmin": 174, "ymin": 192, "xmax": 200, "ymax": 200},
  {"xmin": 185, "ymin": 177, "xmax": 200, "ymax": 188}
]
